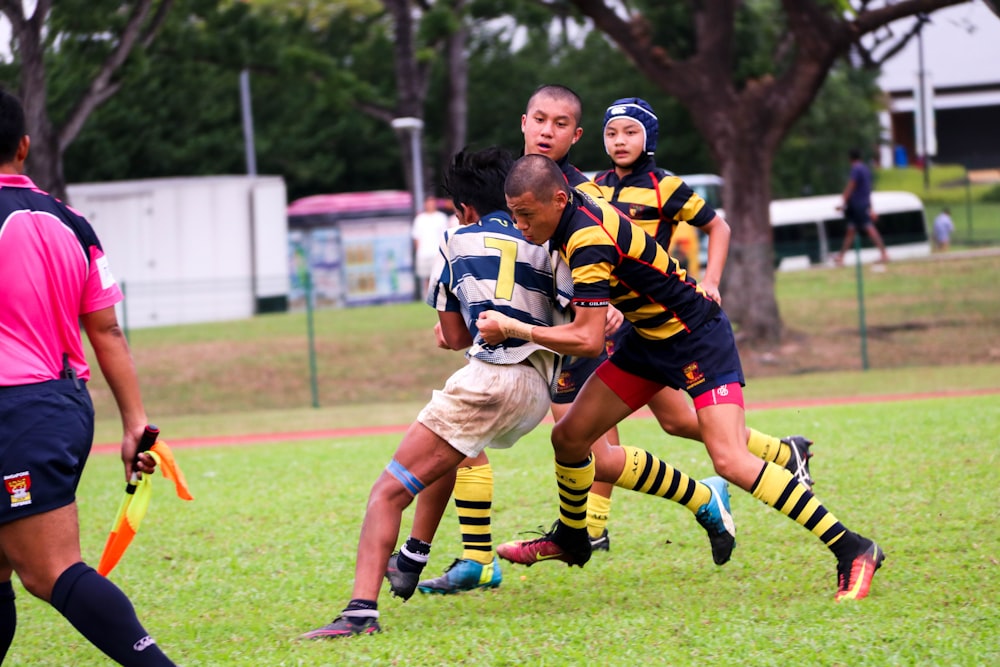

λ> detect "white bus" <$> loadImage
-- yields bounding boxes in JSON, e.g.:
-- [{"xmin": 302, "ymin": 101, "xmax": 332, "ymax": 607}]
[{"xmin": 770, "ymin": 190, "xmax": 930, "ymax": 269}]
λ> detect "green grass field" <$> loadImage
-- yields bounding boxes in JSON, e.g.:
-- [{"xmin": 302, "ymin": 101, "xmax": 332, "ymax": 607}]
[
  {"xmin": 12, "ymin": 210, "xmax": 999, "ymax": 664},
  {"xmin": 876, "ymin": 164, "xmax": 1000, "ymax": 246},
  {"xmin": 7, "ymin": 393, "xmax": 999, "ymax": 666}
]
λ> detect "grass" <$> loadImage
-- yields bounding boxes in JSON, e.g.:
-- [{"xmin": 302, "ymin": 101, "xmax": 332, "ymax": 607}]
[
  {"xmin": 7, "ymin": 394, "xmax": 999, "ymax": 665},
  {"xmin": 85, "ymin": 252, "xmax": 1000, "ymax": 425},
  {"xmin": 875, "ymin": 164, "xmax": 1000, "ymax": 246},
  {"xmin": 17, "ymin": 214, "xmax": 997, "ymax": 664}
]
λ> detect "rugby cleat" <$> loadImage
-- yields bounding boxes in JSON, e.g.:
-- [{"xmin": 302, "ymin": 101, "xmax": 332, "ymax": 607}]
[
  {"xmin": 384, "ymin": 552, "xmax": 420, "ymax": 601},
  {"xmin": 496, "ymin": 524, "xmax": 592, "ymax": 567},
  {"xmin": 781, "ymin": 435, "xmax": 815, "ymax": 489},
  {"xmin": 299, "ymin": 614, "xmax": 380, "ymax": 639},
  {"xmin": 835, "ymin": 539, "xmax": 885, "ymax": 601},
  {"xmin": 694, "ymin": 476, "xmax": 737, "ymax": 566},
  {"xmin": 417, "ymin": 557, "xmax": 503, "ymax": 595}
]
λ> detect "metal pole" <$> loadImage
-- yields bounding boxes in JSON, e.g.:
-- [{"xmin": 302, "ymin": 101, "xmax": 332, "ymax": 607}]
[
  {"xmin": 409, "ymin": 128, "xmax": 424, "ymax": 215},
  {"xmin": 853, "ymin": 236, "xmax": 869, "ymax": 371},
  {"xmin": 917, "ymin": 19, "xmax": 930, "ymax": 191},
  {"xmin": 240, "ymin": 69, "xmax": 258, "ymax": 177},
  {"xmin": 965, "ymin": 167, "xmax": 973, "ymax": 244},
  {"xmin": 305, "ymin": 271, "xmax": 319, "ymax": 408}
]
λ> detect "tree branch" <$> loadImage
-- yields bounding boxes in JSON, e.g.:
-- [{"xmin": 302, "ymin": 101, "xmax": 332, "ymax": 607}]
[{"xmin": 59, "ymin": 0, "xmax": 175, "ymax": 150}]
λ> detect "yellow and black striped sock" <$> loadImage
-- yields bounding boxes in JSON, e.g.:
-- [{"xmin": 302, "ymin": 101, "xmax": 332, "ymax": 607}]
[
  {"xmin": 750, "ymin": 461, "xmax": 861, "ymax": 559},
  {"xmin": 454, "ymin": 464, "xmax": 494, "ymax": 565},
  {"xmin": 615, "ymin": 446, "xmax": 710, "ymax": 513},
  {"xmin": 587, "ymin": 488, "xmax": 612, "ymax": 539},
  {"xmin": 746, "ymin": 428, "xmax": 791, "ymax": 466},
  {"xmin": 555, "ymin": 456, "xmax": 594, "ymax": 531}
]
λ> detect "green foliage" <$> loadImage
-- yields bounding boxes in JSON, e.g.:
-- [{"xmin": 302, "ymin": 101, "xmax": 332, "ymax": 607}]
[
  {"xmin": 42, "ymin": 0, "xmax": 911, "ymax": 203},
  {"xmin": 773, "ymin": 65, "xmax": 882, "ymax": 197},
  {"xmin": 62, "ymin": 0, "xmax": 402, "ymax": 200}
]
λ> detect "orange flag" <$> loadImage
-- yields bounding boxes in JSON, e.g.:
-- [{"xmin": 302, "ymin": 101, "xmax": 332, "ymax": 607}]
[{"xmin": 97, "ymin": 429, "xmax": 193, "ymax": 577}]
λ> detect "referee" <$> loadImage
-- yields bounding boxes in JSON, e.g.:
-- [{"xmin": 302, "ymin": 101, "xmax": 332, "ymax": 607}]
[{"xmin": 0, "ymin": 89, "xmax": 176, "ymax": 665}]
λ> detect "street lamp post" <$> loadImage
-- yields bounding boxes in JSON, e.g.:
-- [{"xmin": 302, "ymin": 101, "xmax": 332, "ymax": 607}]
[
  {"xmin": 391, "ymin": 117, "xmax": 425, "ymax": 217},
  {"xmin": 391, "ymin": 116, "xmax": 425, "ymax": 300}
]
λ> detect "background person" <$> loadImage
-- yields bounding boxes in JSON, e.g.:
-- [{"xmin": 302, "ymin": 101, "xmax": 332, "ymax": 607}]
[
  {"xmin": 411, "ymin": 193, "xmax": 451, "ymax": 295},
  {"xmin": 932, "ymin": 207, "xmax": 954, "ymax": 252},
  {"xmin": 0, "ymin": 88, "xmax": 176, "ymax": 666},
  {"xmin": 835, "ymin": 148, "xmax": 890, "ymax": 264}
]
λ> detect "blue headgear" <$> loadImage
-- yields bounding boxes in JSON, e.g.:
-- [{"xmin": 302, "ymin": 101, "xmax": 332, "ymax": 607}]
[{"xmin": 603, "ymin": 97, "xmax": 659, "ymax": 156}]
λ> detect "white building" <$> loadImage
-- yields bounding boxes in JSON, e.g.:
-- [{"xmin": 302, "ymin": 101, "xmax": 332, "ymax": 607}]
[{"xmin": 876, "ymin": 0, "xmax": 1000, "ymax": 169}]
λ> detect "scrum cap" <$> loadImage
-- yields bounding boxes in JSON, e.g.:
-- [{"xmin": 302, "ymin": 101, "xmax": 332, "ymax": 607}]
[{"xmin": 603, "ymin": 97, "xmax": 658, "ymax": 156}]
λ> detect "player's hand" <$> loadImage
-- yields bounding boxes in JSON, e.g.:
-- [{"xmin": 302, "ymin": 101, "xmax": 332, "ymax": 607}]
[
  {"xmin": 700, "ymin": 280, "xmax": 722, "ymax": 305},
  {"xmin": 433, "ymin": 322, "xmax": 449, "ymax": 349},
  {"xmin": 478, "ymin": 310, "xmax": 535, "ymax": 344},
  {"xmin": 605, "ymin": 305, "xmax": 624, "ymax": 335}
]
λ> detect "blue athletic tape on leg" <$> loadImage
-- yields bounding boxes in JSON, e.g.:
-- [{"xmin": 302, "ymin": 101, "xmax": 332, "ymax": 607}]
[{"xmin": 386, "ymin": 459, "xmax": 426, "ymax": 496}]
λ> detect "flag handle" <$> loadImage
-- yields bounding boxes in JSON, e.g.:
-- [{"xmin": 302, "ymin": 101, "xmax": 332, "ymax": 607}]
[{"xmin": 126, "ymin": 425, "xmax": 160, "ymax": 494}]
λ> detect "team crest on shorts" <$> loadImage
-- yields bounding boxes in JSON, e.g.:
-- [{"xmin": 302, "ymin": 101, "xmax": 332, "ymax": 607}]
[
  {"xmin": 683, "ymin": 362, "xmax": 705, "ymax": 389},
  {"xmin": 555, "ymin": 371, "xmax": 577, "ymax": 396},
  {"xmin": 4, "ymin": 471, "xmax": 32, "ymax": 508}
]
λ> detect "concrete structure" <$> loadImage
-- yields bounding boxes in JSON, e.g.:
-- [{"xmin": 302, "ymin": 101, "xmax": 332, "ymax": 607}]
[
  {"xmin": 67, "ymin": 175, "xmax": 290, "ymax": 329},
  {"xmin": 876, "ymin": 1, "xmax": 1000, "ymax": 169}
]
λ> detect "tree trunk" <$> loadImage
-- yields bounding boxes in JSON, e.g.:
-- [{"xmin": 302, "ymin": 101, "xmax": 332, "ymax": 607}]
[
  {"xmin": 441, "ymin": 2, "xmax": 469, "ymax": 181},
  {"xmin": 717, "ymin": 150, "xmax": 782, "ymax": 345}
]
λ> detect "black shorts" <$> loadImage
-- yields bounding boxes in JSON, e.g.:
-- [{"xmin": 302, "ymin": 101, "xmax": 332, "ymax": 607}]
[
  {"xmin": 0, "ymin": 379, "xmax": 94, "ymax": 524},
  {"xmin": 844, "ymin": 204, "xmax": 873, "ymax": 231},
  {"xmin": 605, "ymin": 312, "xmax": 744, "ymax": 402},
  {"xmin": 550, "ymin": 321, "xmax": 630, "ymax": 404}
]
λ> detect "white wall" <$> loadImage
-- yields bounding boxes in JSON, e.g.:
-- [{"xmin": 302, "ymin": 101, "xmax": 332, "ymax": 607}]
[{"xmin": 67, "ymin": 175, "xmax": 290, "ymax": 329}]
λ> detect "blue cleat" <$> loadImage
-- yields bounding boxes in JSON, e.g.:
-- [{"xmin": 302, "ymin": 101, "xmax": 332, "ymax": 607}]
[
  {"xmin": 695, "ymin": 476, "xmax": 736, "ymax": 566},
  {"xmin": 417, "ymin": 556, "xmax": 503, "ymax": 595}
]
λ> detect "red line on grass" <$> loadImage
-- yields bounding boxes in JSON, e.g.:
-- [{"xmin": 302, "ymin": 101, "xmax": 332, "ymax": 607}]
[{"xmin": 92, "ymin": 387, "xmax": 999, "ymax": 454}]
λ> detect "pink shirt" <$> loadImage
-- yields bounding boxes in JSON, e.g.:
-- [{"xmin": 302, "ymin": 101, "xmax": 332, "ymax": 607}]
[{"xmin": 0, "ymin": 174, "xmax": 122, "ymax": 385}]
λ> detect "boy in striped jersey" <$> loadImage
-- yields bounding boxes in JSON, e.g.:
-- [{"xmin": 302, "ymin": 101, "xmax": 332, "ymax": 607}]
[
  {"xmin": 482, "ymin": 155, "xmax": 884, "ymax": 602},
  {"xmin": 301, "ymin": 147, "xmax": 573, "ymax": 639},
  {"xmin": 418, "ymin": 88, "xmax": 813, "ymax": 595}
]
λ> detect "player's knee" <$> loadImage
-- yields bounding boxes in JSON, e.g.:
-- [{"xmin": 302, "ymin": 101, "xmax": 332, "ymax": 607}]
[{"xmin": 551, "ymin": 421, "xmax": 590, "ymax": 460}]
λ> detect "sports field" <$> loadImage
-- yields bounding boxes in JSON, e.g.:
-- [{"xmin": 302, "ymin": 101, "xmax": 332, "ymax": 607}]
[
  {"xmin": 8, "ymin": 384, "xmax": 1000, "ymax": 665},
  {"xmin": 9, "ymin": 252, "xmax": 1000, "ymax": 665}
]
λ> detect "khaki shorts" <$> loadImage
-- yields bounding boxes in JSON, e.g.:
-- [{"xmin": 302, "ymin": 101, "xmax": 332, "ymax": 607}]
[{"xmin": 417, "ymin": 357, "xmax": 551, "ymax": 458}]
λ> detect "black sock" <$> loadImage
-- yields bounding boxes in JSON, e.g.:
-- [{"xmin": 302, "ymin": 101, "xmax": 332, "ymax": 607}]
[
  {"xmin": 0, "ymin": 580, "xmax": 15, "ymax": 661},
  {"xmin": 343, "ymin": 599, "xmax": 379, "ymax": 624},
  {"xmin": 397, "ymin": 537, "xmax": 431, "ymax": 573},
  {"xmin": 50, "ymin": 562, "xmax": 175, "ymax": 667}
]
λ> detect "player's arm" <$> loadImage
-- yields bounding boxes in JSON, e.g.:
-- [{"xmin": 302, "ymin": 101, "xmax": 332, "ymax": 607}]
[
  {"xmin": 478, "ymin": 304, "xmax": 607, "ymax": 358},
  {"xmin": 840, "ymin": 175, "xmax": 856, "ymax": 207},
  {"xmin": 698, "ymin": 214, "xmax": 730, "ymax": 304},
  {"xmin": 80, "ymin": 305, "xmax": 154, "ymax": 480},
  {"xmin": 437, "ymin": 310, "xmax": 474, "ymax": 350}
]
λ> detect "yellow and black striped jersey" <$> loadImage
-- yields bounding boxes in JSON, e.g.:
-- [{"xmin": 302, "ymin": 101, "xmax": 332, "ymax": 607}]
[
  {"xmin": 591, "ymin": 164, "xmax": 716, "ymax": 249},
  {"xmin": 553, "ymin": 189, "xmax": 720, "ymax": 341}
]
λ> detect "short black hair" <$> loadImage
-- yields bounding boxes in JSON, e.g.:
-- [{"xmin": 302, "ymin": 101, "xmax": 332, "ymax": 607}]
[
  {"xmin": 505, "ymin": 154, "xmax": 568, "ymax": 200},
  {"xmin": 526, "ymin": 84, "xmax": 583, "ymax": 126},
  {"xmin": 0, "ymin": 88, "xmax": 26, "ymax": 164},
  {"xmin": 848, "ymin": 148, "xmax": 861, "ymax": 161},
  {"xmin": 443, "ymin": 147, "xmax": 515, "ymax": 216}
]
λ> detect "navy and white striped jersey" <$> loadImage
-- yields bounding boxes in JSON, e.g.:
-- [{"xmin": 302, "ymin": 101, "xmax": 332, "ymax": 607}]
[{"xmin": 427, "ymin": 210, "xmax": 572, "ymax": 366}]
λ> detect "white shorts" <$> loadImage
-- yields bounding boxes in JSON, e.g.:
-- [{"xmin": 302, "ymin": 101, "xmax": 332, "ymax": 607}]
[{"xmin": 417, "ymin": 357, "xmax": 551, "ymax": 458}]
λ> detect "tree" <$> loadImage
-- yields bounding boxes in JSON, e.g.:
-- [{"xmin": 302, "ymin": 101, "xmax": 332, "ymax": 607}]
[
  {"xmin": 0, "ymin": 0, "xmax": 174, "ymax": 200},
  {"xmin": 562, "ymin": 0, "xmax": 968, "ymax": 346}
]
